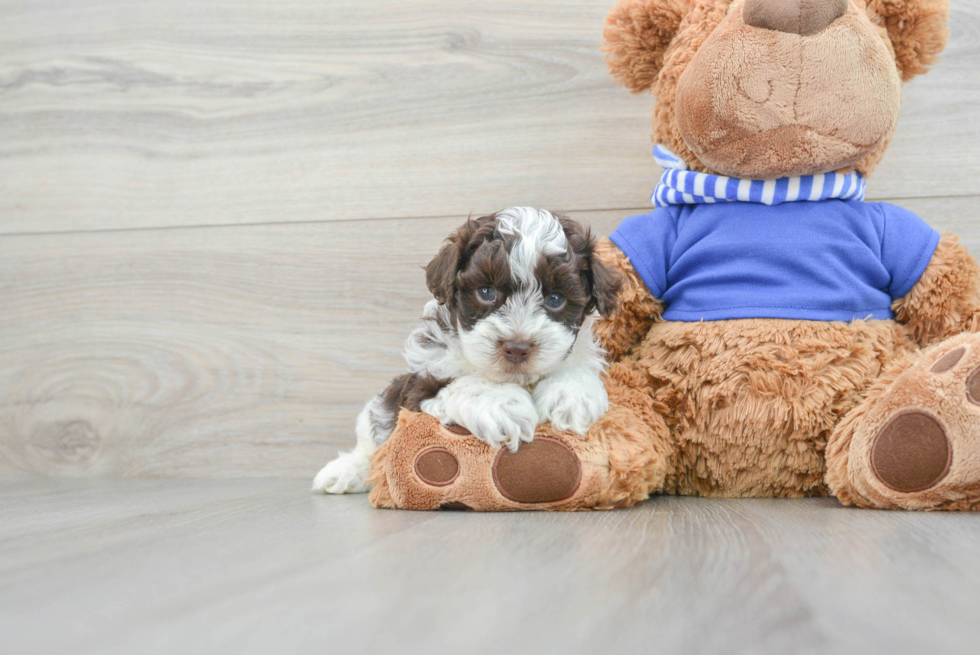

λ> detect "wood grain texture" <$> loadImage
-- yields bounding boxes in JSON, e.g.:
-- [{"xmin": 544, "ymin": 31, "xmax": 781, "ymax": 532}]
[
  {"xmin": 2, "ymin": 480, "xmax": 980, "ymax": 655},
  {"xmin": 1, "ymin": 198, "xmax": 978, "ymax": 479},
  {"xmin": 0, "ymin": 0, "xmax": 977, "ymax": 235},
  {"xmin": 0, "ymin": 208, "xmax": 628, "ymax": 478},
  {"xmin": 2, "ymin": 0, "xmax": 979, "ymax": 479}
]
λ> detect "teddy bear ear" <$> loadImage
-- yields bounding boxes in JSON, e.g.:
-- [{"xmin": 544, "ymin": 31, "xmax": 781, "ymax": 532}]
[
  {"xmin": 867, "ymin": 0, "xmax": 950, "ymax": 82},
  {"xmin": 602, "ymin": 0, "xmax": 695, "ymax": 93}
]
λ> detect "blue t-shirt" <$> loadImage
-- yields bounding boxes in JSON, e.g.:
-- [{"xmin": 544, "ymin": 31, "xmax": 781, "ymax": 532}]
[{"xmin": 609, "ymin": 200, "xmax": 940, "ymax": 322}]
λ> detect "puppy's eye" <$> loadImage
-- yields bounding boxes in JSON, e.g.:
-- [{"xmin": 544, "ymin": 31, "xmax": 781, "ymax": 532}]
[
  {"xmin": 477, "ymin": 286, "xmax": 497, "ymax": 303},
  {"xmin": 545, "ymin": 293, "xmax": 565, "ymax": 310}
]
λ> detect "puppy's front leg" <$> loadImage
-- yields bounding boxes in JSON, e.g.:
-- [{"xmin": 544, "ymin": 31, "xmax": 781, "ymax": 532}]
[
  {"xmin": 533, "ymin": 318, "xmax": 610, "ymax": 435},
  {"xmin": 420, "ymin": 375, "xmax": 538, "ymax": 451},
  {"xmin": 533, "ymin": 366, "xmax": 609, "ymax": 436}
]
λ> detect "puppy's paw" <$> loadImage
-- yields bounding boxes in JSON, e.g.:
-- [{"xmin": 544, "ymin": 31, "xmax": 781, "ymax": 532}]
[
  {"xmin": 431, "ymin": 387, "xmax": 537, "ymax": 451},
  {"xmin": 312, "ymin": 450, "xmax": 371, "ymax": 494},
  {"xmin": 420, "ymin": 395, "xmax": 450, "ymax": 425},
  {"xmin": 468, "ymin": 391, "xmax": 539, "ymax": 451},
  {"xmin": 534, "ymin": 379, "xmax": 608, "ymax": 436},
  {"xmin": 420, "ymin": 379, "xmax": 538, "ymax": 451}
]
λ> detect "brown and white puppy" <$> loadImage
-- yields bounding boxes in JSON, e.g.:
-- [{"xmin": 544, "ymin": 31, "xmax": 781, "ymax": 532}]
[{"xmin": 313, "ymin": 207, "xmax": 621, "ymax": 494}]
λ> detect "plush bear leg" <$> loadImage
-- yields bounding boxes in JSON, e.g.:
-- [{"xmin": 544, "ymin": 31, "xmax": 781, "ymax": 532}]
[
  {"xmin": 827, "ymin": 332, "xmax": 980, "ymax": 510},
  {"xmin": 367, "ymin": 361, "xmax": 672, "ymax": 511}
]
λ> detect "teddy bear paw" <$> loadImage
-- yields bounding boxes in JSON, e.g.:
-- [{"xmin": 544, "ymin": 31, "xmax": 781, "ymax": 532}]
[
  {"xmin": 846, "ymin": 333, "xmax": 980, "ymax": 509},
  {"xmin": 370, "ymin": 411, "xmax": 604, "ymax": 511}
]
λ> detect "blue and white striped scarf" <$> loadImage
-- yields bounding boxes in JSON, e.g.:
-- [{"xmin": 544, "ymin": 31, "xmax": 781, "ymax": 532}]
[{"xmin": 651, "ymin": 145, "xmax": 867, "ymax": 208}]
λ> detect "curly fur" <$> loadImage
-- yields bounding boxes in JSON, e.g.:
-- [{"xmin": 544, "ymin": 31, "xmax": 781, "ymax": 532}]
[
  {"xmin": 603, "ymin": 0, "xmax": 696, "ymax": 93},
  {"xmin": 867, "ymin": 0, "xmax": 950, "ymax": 81},
  {"xmin": 591, "ymin": 237, "xmax": 663, "ymax": 361},
  {"xmin": 827, "ymin": 331, "xmax": 980, "ymax": 511},
  {"xmin": 824, "ymin": 346, "xmax": 921, "ymax": 509},
  {"xmin": 892, "ymin": 233, "xmax": 980, "ymax": 347},
  {"xmin": 636, "ymin": 317, "xmax": 918, "ymax": 497}
]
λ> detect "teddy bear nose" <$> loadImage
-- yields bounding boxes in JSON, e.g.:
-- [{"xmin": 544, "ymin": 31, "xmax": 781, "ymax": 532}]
[
  {"xmin": 501, "ymin": 340, "xmax": 533, "ymax": 364},
  {"xmin": 742, "ymin": 0, "xmax": 848, "ymax": 36}
]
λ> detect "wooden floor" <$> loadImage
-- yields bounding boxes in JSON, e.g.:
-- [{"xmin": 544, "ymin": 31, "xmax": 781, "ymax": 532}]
[
  {"xmin": 2, "ymin": 479, "xmax": 980, "ymax": 655},
  {"xmin": 3, "ymin": 4, "xmax": 980, "ymax": 651}
]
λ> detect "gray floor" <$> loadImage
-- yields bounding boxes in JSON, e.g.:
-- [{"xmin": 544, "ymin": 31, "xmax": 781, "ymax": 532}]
[{"xmin": 2, "ymin": 480, "xmax": 980, "ymax": 655}]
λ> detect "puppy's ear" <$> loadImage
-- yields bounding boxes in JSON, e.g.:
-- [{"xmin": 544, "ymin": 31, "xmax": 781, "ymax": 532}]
[
  {"xmin": 558, "ymin": 215, "xmax": 623, "ymax": 318},
  {"xmin": 588, "ymin": 252, "xmax": 623, "ymax": 318},
  {"xmin": 425, "ymin": 230, "xmax": 465, "ymax": 305},
  {"xmin": 425, "ymin": 215, "xmax": 497, "ymax": 305},
  {"xmin": 868, "ymin": 0, "xmax": 949, "ymax": 82},
  {"xmin": 602, "ymin": 0, "xmax": 694, "ymax": 93}
]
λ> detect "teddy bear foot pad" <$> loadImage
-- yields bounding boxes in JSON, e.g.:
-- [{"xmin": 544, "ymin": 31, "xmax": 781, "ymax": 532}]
[
  {"xmin": 369, "ymin": 411, "xmax": 606, "ymax": 511},
  {"xmin": 847, "ymin": 333, "xmax": 980, "ymax": 509},
  {"xmin": 415, "ymin": 437, "xmax": 581, "ymax": 508}
]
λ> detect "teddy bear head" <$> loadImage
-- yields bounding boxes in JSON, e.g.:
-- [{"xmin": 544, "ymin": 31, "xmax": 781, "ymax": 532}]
[{"xmin": 603, "ymin": 0, "xmax": 949, "ymax": 180}]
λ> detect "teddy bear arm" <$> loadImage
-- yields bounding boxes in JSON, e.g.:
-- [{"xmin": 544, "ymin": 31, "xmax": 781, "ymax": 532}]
[
  {"xmin": 592, "ymin": 237, "xmax": 663, "ymax": 361},
  {"xmin": 892, "ymin": 232, "xmax": 980, "ymax": 347}
]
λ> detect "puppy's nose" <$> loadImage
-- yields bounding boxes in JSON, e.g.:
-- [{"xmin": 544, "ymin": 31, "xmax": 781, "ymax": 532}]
[
  {"xmin": 742, "ymin": 0, "xmax": 848, "ymax": 36},
  {"xmin": 501, "ymin": 340, "xmax": 533, "ymax": 365}
]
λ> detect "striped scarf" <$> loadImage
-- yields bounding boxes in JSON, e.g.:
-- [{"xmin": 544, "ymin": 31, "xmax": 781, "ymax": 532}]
[{"xmin": 651, "ymin": 145, "xmax": 867, "ymax": 208}]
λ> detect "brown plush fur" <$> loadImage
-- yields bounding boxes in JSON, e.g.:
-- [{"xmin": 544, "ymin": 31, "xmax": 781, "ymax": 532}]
[
  {"xmin": 603, "ymin": 0, "xmax": 696, "ymax": 93},
  {"xmin": 742, "ymin": 0, "xmax": 849, "ymax": 37},
  {"xmin": 367, "ymin": 392, "xmax": 665, "ymax": 511},
  {"xmin": 373, "ymin": 234, "xmax": 980, "ymax": 512},
  {"xmin": 827, "ymin": 332, "xmax": 980, "ymax": 511},
  {"xmin": 602, "ymin": 0, "xmax": 950, "ymax": 178},
  {"xmin": 368, "ymin": 0, "xmax": 979, "ymax": 513},
  {"xmin": 369, "ymin": 360, "xmax": 671, "ymax": 511},
  {"xmin": 591, "ymin": 237, "xmax": 663, "ymax": 361},
  {"xmin": 867, "ymin": 0, "xmax": 950, "ymax": 82},
  {"xmin": 893, "ymin": 233, "xmax": 980, "ymax": 347},
  {"xmin": 634, "ymin": 319, "xmax": 915, "ymax": 497},
  {"xmin": 674, "ymin": 1, "xmax": 902, "ymax": 178}
]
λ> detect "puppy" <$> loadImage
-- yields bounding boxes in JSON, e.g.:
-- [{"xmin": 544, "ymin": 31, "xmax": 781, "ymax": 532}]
[{"xmin": 312, "ymin": 207, "xmax": 621, "ymax": 494}]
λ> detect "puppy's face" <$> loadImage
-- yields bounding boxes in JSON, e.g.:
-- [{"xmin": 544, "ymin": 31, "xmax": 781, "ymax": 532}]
[{"xmin": 425, "ymin": 207, "xmax": 621, "ymax": 385}]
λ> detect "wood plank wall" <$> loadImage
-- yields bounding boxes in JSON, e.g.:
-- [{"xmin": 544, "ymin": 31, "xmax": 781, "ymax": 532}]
[{"xmin": 1, "ymin": 0, "xmax": 978, "ymax": 478}]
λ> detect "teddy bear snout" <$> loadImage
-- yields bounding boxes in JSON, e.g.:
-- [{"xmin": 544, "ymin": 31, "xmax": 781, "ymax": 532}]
[
  {"xmin": 673, "ymin": 0, "xmax": 901, "ymax": 179},
  {"xmin": 742, "ymin": 0, "xmax": 848, "ymax": 37}
]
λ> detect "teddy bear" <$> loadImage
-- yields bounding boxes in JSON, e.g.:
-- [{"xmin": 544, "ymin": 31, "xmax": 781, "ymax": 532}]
[{"xmin": 366, "ymin": 0, "xmax": 980, "ymax": 512}]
